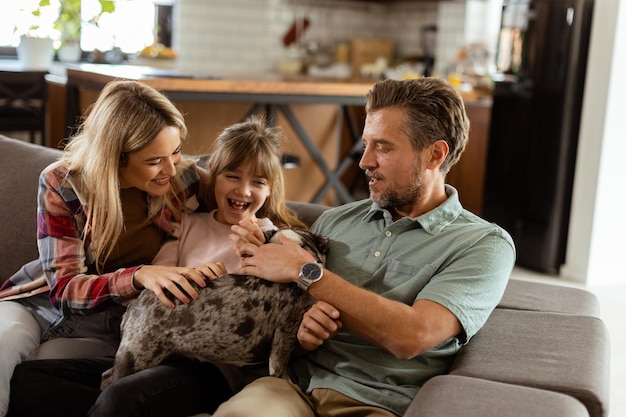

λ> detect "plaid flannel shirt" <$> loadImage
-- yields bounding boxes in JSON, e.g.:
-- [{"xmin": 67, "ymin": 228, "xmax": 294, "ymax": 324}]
[{"xmin": 0, "ymin": 160, "xmax": 205, "ymax": 314}]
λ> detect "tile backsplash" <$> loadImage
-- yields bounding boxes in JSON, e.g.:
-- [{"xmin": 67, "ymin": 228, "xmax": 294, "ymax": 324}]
[{"xmin": 173, "ymin": 0, "xmax": 495, "ymax": 77}]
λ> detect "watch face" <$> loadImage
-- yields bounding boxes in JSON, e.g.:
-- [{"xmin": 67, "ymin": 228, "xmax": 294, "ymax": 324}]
[{"xmin": 302, "ymin": 262, "xmax": 322, "ymax": 280}]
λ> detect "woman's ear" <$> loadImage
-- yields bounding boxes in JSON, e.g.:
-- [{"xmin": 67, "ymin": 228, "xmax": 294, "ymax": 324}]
[{"xmin": 120, "ymin": 153, "xmax": 128, "ymax": 167}]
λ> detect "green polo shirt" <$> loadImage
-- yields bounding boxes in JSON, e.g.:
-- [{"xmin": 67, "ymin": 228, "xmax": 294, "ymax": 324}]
[{"xmin": 291, "ymin": 185, "xmax": 515, "ymax": 416}]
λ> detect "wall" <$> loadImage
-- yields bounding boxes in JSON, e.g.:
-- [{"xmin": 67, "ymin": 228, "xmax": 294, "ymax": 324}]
[
  {"xmin": 562, "ymin": 0, "xmax": 626, "ymax": 286},
  {"xmin": 172, "ymin": 0, "xmax": 470, "ymax": 78}
]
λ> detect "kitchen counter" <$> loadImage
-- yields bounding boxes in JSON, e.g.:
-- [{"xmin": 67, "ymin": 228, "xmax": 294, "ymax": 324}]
[
  {"xmin": 64, "ymin": 63, "xmax": 374, "ymax": 105},
  {"xmin": 63, "ymin": 64, "xmax": 376, "ymax": 204},
  {"xmin": 56, "ymin": 63, "xmax": 491, "ymax": 209},
  {"xmin": 63, "ymin": 63, "xmax": 491, "ymax": 104}
]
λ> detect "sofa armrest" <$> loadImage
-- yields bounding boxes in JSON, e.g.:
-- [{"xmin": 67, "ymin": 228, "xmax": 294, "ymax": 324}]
[
  {"xmin": 449, "ymin": 309, "xmax": 611, "ymax": 417},
  {"xmin": 404, "ymin": 375, "xmax": 589, "ymax": 417},
  {"xmin": 499, "ymin": 279, "xmax": 601, "ymax": 317}
]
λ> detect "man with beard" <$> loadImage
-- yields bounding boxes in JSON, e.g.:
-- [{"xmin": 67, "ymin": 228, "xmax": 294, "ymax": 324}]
[{"xmin": 225, "ymin": 77, "xmax": 516, "ymax": 417}]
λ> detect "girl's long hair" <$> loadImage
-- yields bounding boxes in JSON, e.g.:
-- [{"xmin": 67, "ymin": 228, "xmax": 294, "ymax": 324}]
[
  {"xmin": 60, "ymin": 80, "xmax": 190, "ymax": 272},
  {"xmin": 207, "ymin": 115, "xmax": 306, "ymax": 229}
]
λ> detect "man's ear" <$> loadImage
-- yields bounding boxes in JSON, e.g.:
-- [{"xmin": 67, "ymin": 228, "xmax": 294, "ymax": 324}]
[{"xmin": 426, "ymin": 140, "xmax": 449, "ymax": 170}]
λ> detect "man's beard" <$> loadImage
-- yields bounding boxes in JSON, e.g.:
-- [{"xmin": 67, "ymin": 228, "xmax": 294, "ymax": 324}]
[{"xmin": 368, "ymin": 165, "xmax": 424, "ymax": 213}]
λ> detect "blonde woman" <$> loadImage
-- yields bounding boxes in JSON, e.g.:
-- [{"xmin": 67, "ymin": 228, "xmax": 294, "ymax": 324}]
[{"xmin": 2, "ymin": 80, "xmax": 229, "ymax": 417}]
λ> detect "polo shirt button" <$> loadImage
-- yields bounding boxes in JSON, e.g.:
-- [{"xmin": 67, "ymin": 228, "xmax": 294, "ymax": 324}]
[
  {"xmin": 374, "ymin": 251, "xmax": 381, "ymax": 257},
  {"xmin": 385, "ymin": 231, "xmax": 392, "ymax": 237}
]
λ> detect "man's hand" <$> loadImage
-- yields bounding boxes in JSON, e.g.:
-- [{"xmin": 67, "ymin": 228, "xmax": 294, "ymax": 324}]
[
  {"xmin": 132, "ymin": 265, "xmax": 207, "ymax": 309},
  {"xmin": 298, "ymin": 301, "xmax": 343, "ymax": 351},
  {"xmin": 235, "ymin": 233, "xmax": 313, "ymax": 284}
]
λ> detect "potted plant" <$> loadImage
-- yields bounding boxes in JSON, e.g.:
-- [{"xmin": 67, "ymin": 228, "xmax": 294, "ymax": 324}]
[
  {"xmin": 13, "ymin": 1, "xmax": 58, "ymax": 69},
  {"xmin": 55, "ymin": 0, "xmax": 116, "ymax": 62},
  {"xmin": 14, "ymin": 0, "xmax": 116, "ymax": 64}
]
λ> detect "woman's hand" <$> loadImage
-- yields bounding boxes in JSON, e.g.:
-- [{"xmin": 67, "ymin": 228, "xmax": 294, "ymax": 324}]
[
  {"xmin": 195, "ymin": 261, "xmax": 227, "ymax": 281},
  {"xmin": 298, "ymin": 301, "xmax": 342, "ymax": 351},
  {"xmin": 132, "ymin": 265, "xmax": 208, "ymax": 309}
]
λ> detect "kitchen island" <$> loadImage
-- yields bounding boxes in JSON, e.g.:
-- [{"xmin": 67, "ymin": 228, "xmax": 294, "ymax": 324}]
[{"xmin": 53, "ymin": 64, "xmax": 491, "ymax": 211}]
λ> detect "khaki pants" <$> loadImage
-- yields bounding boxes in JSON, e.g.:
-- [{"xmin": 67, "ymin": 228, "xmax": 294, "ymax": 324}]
[{"xmin": 212, "ymin": 376, "xmax": 397, "ymax": 417}]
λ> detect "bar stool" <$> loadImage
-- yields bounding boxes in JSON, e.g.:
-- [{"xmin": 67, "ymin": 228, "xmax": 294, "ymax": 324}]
[{"xmin": 0, "ymin": 70, "xmax": 48, "ymax": 144}]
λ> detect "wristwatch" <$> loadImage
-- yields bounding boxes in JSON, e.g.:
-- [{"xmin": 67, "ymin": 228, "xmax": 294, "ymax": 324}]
[{"xmin": 298, "ymin": 262, "xmax": 324, "ymax": 291}]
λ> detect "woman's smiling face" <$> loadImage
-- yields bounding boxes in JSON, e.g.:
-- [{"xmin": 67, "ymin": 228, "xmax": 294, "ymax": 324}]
[
  {"xmin": 213, "ymin": 160, "xmax": 270, "ymax": 225},
  {"xmin": 118, "ymin": 126, "xmax": 182, "ymax": 196}
]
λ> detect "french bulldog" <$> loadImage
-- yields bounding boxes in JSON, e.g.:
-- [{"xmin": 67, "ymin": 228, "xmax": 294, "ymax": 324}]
[{"xmin": 101, "ymin": 228, "xmax": 329, "ymax": 389}]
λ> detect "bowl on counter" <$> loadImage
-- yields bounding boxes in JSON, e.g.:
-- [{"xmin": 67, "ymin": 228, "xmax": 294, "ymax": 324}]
[{"xmin": 275, "ymin": 58, "xmax": 303, "ymax": 75}]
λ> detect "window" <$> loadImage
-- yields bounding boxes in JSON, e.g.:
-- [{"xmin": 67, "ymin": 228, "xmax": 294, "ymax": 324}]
[{"xmin": 0, "ymin": 0, "xmax": 159, "ymax": 56}]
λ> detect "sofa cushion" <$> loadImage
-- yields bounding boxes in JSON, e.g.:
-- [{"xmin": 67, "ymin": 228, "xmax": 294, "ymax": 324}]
[
  {"xmin": 449, "ymin": 308, "xmax": 610, "ymax": 417},
  {"xmin": 499, "ymin": 279, "xmax": 601, "ymax": 317},
  {"xmin": 0, "ymin": 135, "xmax": 61, "ymax": 282},
  {"xmin": 404, "ymin": 375, "xmax": 589, "ymax": 417}
]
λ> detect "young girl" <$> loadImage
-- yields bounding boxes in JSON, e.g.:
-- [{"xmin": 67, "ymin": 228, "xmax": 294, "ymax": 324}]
[
  {"xmin": 152, "ymin": 114, "xmax": 306, "ymax": 272},
  {"xmin": 100, "ymin": 114, "xmax": 309, "ymax": 409},
  {"xmin": 10, "ymin": 115, "xmax": 307, "ymax": 417}
]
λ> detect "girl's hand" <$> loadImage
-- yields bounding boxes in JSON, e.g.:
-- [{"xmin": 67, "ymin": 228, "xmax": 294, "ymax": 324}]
[
  {"xmin": 229, "ymin": 218, "xmax": 266, "ymax": 256},
  {"xmin": 196, "ymin": 261, "xmax": 227, "ymax": 281},
  {"xmin": 132, "ymin": 265, "xmax": 207, "ymax": 309},
  {"xmin": 298, "ymin": 301, "xmax": 342, "ymax": 351}
]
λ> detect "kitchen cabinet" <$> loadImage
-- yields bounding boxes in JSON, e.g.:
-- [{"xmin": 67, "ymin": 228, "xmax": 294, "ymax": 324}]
[
  {"xmin": 45, "ymin": 74, "xmax": 67, "ymax": 150},
  {"xmin": 446, "ymin": 99, "xmax": 491, "ymax": 216}
]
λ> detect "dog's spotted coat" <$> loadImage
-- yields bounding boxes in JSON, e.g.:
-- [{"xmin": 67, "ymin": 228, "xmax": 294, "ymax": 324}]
[{"xmin": 101, "ymin": 228, "xmax": 329, "ymax": 389}]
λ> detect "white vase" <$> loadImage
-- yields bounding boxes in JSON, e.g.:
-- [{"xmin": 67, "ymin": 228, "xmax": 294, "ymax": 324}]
[
  {"xmin": 17, "ymin": 36, "xmax": 55, "ymax": 70},
  {"xmin": 57, "ymin": 42, "xmax": 82, "ymax": 63}
]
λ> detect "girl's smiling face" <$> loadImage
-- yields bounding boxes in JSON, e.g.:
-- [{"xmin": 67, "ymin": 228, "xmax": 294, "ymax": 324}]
[{"xmin": 213, "ymin": 160, "xmax": 271, "ymax": 225}]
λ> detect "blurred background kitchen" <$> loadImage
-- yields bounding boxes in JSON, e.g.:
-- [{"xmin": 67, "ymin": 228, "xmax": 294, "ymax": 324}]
[
  {"xmin": 1, "ymin": 1, "xmax": 625, "ymax": 414},
  {"xmin": 171, "ymin": 0, "xmax": 494, "ymax": 84},
  {"xmin": 1, "ymin": 0, "xmax": 500, "ymax": 87}
]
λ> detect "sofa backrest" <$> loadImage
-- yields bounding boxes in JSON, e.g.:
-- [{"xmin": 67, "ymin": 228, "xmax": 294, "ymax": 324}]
[
  {"xmin": 286, "ymin": 200, "xmax": 330, "ymax": 228},
  {"xmin": 0, "ymin": 135, "xmax": 62, "ymax": 282}
]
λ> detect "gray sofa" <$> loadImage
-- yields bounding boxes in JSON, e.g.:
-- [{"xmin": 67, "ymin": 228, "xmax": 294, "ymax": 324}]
[{"xmin": 0, "ymin": 134, "xmax": 611, "ymax": 417}]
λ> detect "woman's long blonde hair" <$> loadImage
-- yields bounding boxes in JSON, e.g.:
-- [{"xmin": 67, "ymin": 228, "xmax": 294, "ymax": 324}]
[
  {"xmin": 60, "ymin": 80, "xmax": 190, "ymax": 271},
  {"xmin": 207, "ymin": 115, "xmax": 306, "ymax": 229}
]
